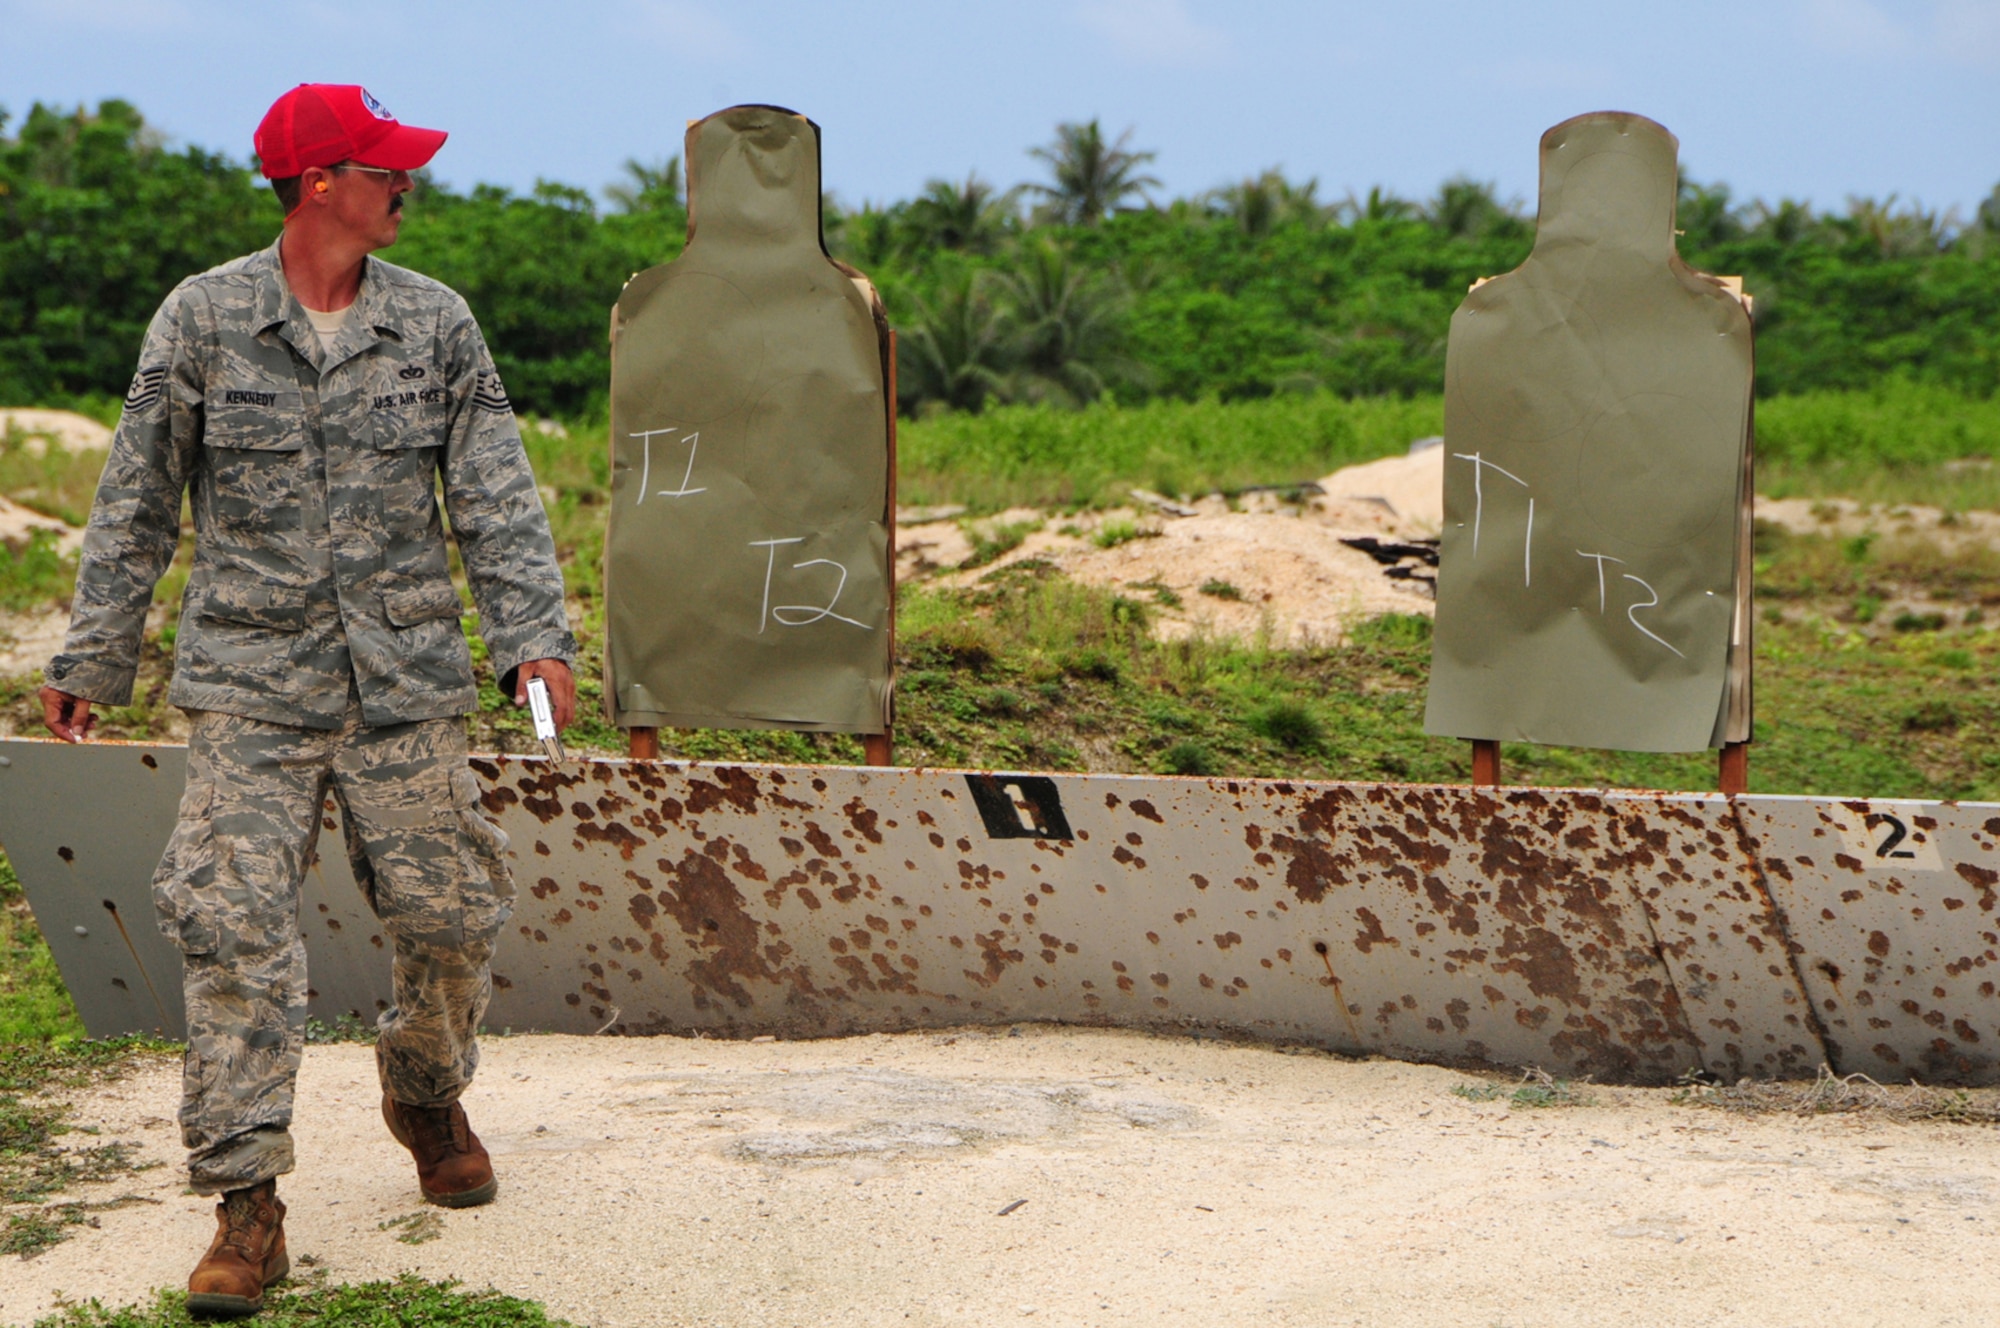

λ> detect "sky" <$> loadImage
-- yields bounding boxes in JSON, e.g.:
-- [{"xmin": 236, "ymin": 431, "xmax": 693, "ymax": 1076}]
[{"xmin": 5, "ymin": 0, "xmax": 1998, "ymax": 218}]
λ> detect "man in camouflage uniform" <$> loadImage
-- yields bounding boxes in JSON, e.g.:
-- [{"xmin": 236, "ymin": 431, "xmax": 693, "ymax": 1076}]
[{"xmin": 39, "ymin": 84, "xmax": 574, "ymax": 1318}]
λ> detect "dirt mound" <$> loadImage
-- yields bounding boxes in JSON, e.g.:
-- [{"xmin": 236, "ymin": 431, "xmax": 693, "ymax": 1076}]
[
  {"xmin": 1313, "ymin": 440, "xmax": 1443, "ymax": 535},
  {"xmin": 0, "ymin": 495, "xmax": 85, "ymax": 555},
  {"xmin": 935, "ymin": 507, "xmax": 1429, "ymax": 646},
  {"xmin": 896, "ymin": 448, "xmax": 1444, "ymax": 644},
  {"xmin": 0, "ymin": 408, "xmax": 112, "ymax": 456}
]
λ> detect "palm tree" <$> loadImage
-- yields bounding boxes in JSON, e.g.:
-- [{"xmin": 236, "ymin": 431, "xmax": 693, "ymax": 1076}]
[
  {"xmin": 1748, "ymin": 198, "xmax": 1818, "ymax": 246},
  {"xmin": 1838, "ymin": 195, "xmax": 1952, "ymax": 258},
  {"xmin": 1025, "ymin": 120, "xmax": 1161, "ymax": 226},
  {"xmin": 1206, "ymin": 170, "xmax": 1327, "ymax": 236},
  {"xmin": 1336, "ymin": 186, "xmax": 1418, "ymax": 225},
  {"xmin": 1961, "ymin": 185, "xmax": 2000, "ymax": 257},
  {"xmin": 1676, "ymin": 176, "xmax": 1744, "ymax": 250},
  {"xmin": 1424, "ymin": 177, "xmax": 1517, "ymax": 240},
  {"xmin": 606, "ymin": 156, "xmax": 682, "ymax": 213},
  {"xmin": 994, "ymin": 239, "xmax": 1143, "ymax": 406},
  {"xmin": 899, "ymin": 272, "xmax": 1011, "ymax": 413},
  {"xmin": 828, "ymin": 201, "xmax": 900, "ymax": 268},
  {"xmin": 900, "ymin": 174, "xmax": 1020, "ymax": 255}
]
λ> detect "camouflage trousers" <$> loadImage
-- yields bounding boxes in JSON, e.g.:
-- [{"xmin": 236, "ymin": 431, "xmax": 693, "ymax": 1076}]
[{"xmin": 151, "ymin": 694, "xmax": 515, "ymax": 1194}]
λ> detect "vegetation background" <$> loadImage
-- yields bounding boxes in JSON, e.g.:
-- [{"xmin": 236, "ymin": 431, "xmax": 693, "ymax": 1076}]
[
  {"xmin": 5, "ymin": 100, "xmax": 2000, "ymax": 418},
  {"xmin": 4, "ymin": 97, "xmax": 1998, "ymax": 807}
]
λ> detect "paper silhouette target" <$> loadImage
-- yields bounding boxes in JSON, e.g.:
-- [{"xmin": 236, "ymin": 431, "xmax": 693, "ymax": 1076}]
[
  {"xmin": 605, "ymin": 106, "xmax": 892, "ymax": 734},
  {"xmin": 1425, "ymin": 112, "xmax": 1754, "ymax": 753}
]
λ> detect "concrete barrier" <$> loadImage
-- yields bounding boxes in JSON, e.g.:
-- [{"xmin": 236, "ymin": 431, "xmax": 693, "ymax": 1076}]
[{"xmin": 3, "ymin": 737, "xmax": 1994, "ymax": 1084}]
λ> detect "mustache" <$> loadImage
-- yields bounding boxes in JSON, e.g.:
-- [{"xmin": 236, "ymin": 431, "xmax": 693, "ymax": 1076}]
[{"xmin": 389, "ymin": 195, "xmax": 404, "ymax": 215}]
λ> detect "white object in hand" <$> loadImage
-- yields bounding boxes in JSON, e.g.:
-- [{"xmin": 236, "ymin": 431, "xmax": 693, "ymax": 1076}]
[{"xmin": 526, "ymin": 676, "xmax": 566, "ymax": 762}]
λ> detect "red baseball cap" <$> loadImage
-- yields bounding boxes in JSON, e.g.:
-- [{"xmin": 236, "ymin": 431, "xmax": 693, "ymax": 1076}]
[{"xmin": 253, "ymin": 84, "xmax": 447, "ymax": 179}]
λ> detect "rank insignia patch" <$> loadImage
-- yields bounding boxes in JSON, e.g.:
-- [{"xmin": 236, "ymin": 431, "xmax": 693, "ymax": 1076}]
[
  {"xmin": 472, "ymin": 371, "xmax": 511, "ymax": 414},
  {"xmin": 124, "ymin": 364, "xmax": 168, "ymax": 412}
]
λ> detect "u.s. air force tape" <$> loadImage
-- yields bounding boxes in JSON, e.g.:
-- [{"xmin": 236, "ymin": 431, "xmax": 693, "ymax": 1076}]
[
  {"xmin": 124, "ymin": 364, "xmax": 168, "ymax": 412},
  {"xmin": 472, "ymin": 371, "xmax": 511, "ymax": 414}
]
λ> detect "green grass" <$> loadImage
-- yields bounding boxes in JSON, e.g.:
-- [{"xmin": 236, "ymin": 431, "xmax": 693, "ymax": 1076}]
[
  {"xmin": 889, "ymin": 382, "xmax": 2000, "ymax": 513},
  {"xmin": 1752, "ymin": 382, "xmax": 2000, "ymax": 511},
  {"xmin": 31, "ymin": 1273, "xmax": 578, "ymax": 1327},
  {"xmin": 899, "ymin": 391, "xmax": 1446, "ymax": 510},
  {"xmin": 1, "ymin": 851, "xmax": 83, "ymax": 1044},
  {"xmin": 7, "ymin": 516, "xmax": 1997, "ymax": 797},
  {"xmin": 958, "ymin": 516, "xmax": 1041, "ymax": 569},
  {"xmin": 886, "ymin": 563, "xmax": 2000, "ymax": 797},
  {"xmin": 0, "ymin": 531, "xmax": 74, "ymax": 613},
  {"xmin": 1451, "ymin": 1069, "xmax": 1592, "ymax": 1108},
  {"xmin": 303, "ymin": 1012, "xmax": 378, "ymax": 1045},
  {"xmin": 0, "ymin": 426, "xmax": 108, "ymax": 530},
  {"xmin": 1755, "ymin": 380, "xmax": 2000, "ymax": 468},
  {"xmin": 1089, "ymin": 517, "xmax": 1152, "ymax": 549},
  {"xmin": 0, "ymin": 1034, "xmax": 177, "ymax": 1256}
]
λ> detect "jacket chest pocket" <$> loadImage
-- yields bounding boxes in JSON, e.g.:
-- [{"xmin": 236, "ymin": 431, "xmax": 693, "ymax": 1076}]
[
  {"xmin": 203, "ymin": 385, "xmax": 307, "ymax": 532},
  {"xmin": 370, "ymin": 389, "xmax": 448, "ymax": 528},
  {"xmin": 369, "ymin": 378, "xmax": 448, "ymax": 451}
]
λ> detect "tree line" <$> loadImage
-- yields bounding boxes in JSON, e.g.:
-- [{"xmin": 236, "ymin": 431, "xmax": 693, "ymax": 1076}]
[{"xmin": 4, "ymin": 99, "xmax": 1998, "ymax": 418}]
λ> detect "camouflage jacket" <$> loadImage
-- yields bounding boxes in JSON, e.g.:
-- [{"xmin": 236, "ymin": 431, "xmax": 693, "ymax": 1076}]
[{"xmin": 46, "ymin": 239, "xmax": 575, "ymax": 729}]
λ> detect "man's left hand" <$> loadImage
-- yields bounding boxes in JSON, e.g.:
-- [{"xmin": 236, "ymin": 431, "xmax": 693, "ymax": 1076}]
[{"xmin": 514, "ymin": 658, "xmax": 576, "ymax": 732}]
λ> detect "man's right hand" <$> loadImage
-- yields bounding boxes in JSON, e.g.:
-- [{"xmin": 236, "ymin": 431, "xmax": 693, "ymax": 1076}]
[{"xmin": 39, "ymin": 687, "xmax": 96, "ymax": 743}]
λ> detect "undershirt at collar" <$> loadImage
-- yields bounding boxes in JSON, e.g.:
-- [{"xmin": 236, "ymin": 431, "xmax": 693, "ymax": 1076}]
[{"xmin": 303, "ymin": 304, "xmax": 351, "ymax": 354}]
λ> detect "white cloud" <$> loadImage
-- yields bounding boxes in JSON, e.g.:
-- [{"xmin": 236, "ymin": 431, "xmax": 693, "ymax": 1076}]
[
  {"xmin": 1936, "ymin": 0, "xmax": 2000, "ymax": 68},
  {"xmin": 1798, "ymin": 0, "xmax": 2000, "ymax": 67},
  {"xmin": 1798, "ymin": 0, "xmax": 1916, "ymax": 55},
  {"xmin": 11, "ymin": 0, "xmax": 189, "ymax": 29},
  {"xmin": 626, "ymin": 0, "xmax": 746, "ymax": 62},
  {"xmin": 1077, "ymin": 0, "xmax": 1231, "ymax": 67}
]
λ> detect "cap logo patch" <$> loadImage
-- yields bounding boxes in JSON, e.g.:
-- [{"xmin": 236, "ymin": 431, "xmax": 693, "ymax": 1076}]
[{"xmin": 360, "ymin": 89, "xmax": 396, "ymax": 122}]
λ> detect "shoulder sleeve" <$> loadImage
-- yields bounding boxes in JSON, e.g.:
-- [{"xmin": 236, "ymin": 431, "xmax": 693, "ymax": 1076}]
[
  {"xmin": 44, "ymin": 284, "xmax": 205, "ymax": 704},
  {"xmin": 438, "ymin": 299, "xmax": 576, "ymax": 695}
]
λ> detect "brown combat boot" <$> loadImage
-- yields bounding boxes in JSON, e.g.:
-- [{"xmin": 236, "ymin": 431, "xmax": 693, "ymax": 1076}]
[
  {"xmin": 187, "ymin": 1179, "xmax": 289, "ymax": 1319},
  {"xmin": 382, "ymin": 1094, "xmax": 498, "ymax": 1208}
]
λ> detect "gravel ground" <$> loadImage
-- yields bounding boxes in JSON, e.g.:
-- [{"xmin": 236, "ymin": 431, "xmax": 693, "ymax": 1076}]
[{"xmin": 7, "ymin": 1025, "xmax": 2000, "ymax": 1327}]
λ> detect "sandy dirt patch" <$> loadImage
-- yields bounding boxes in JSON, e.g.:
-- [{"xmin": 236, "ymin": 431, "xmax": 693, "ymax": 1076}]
[
  {"xmin": 0, "ymin": 409, "xmax": 112, "ymax": 456},
  {"xmin": 982, "ymin": 510, "xmax": 1429, "ymax": 646},
  {"xmin": 0, "ymin": 496, "xmax": 83, "ymax": 556},
  {"xmin": 1313, "ymin": 442, "xmax": 1443, "ymax": 534},
  {"xmin": 7, "ymin": 1026, "xmax": 1998, "ymax": 1328},
  {"xmin": 0, "ymin": 604, "xmax": 69, "ymax": 680},
  {"xmin": 1757, "ymin": 494, "xmax": 2000, "ymax": 550},
  {"xmin": 904, "ymin": 503, "xmax": 1432, "ymax": 647},
  {"xmin": 0, "ymin": 498, "xmax": 84, "ymax": 682},
  {"xmin": 895, "ymin": 448, "xmax": 1446, "ymax": 646}
]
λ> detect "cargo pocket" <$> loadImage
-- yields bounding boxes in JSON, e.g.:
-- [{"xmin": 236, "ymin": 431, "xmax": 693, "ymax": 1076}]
[
  {"xmin": 153, "ymin": 778, "xmax": 221, "ymax": 955},
  {"xmin": 382, "ymin": 581, "xmax": 464, "ymax": 629},
  {"xmin": 450, "ymin": 766, "xmax": 514, "ymax": 945},
  {"xmin": 200, "ymin": 577, "xmax": 309, "ymax": 632}
]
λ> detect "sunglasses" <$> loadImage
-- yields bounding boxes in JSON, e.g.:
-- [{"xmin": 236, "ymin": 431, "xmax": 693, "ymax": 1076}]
[{"xmin": 333, "ymin": 163, "xmax": 410, "ymax": 181}]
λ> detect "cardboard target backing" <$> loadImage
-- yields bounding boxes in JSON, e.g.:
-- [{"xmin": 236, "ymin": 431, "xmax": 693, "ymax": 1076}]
[
  {"xmin": 1424, "ymin": 111, "xmax": 1754, "ymax": 753},
  {"xmin": 605, "ymin": 105, "xmax": 892, "ymax": 733}
]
